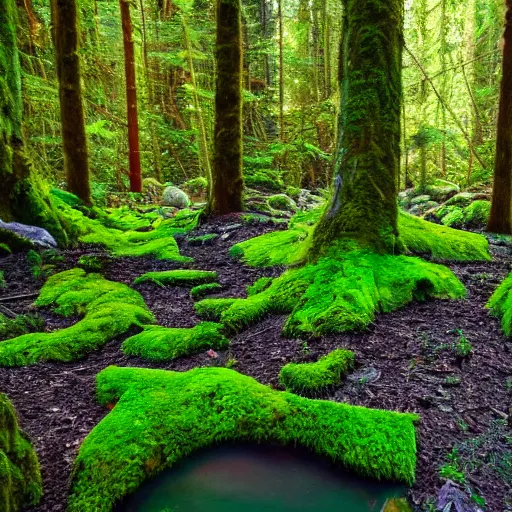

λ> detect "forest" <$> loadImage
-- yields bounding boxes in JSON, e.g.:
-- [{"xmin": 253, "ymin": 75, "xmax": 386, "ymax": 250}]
[{"xmin": 0, "ymin": 0, "xmax": 512, "ymax": 510}]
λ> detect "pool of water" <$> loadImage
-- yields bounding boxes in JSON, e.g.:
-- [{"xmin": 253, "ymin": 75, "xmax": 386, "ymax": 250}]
[{"xmin": 117, "ymin": 444, "xmax": 406, "ymax": 512}]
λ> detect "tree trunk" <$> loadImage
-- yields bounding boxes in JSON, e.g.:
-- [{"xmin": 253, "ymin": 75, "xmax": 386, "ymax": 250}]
[
  {"xmin": 311, "ymin": 0, "xmax": 403, "ymax": 254},
  {"xmin": 120, "ymin": 0, "xmax": 142, "ymax": 193},
  {"xmin": 208, "ymin": 0, "xmax": 244, "ymax": 215},
  {"xmin": 51, "ymin": 0, "xmax": 91, "ymax": 204},
  {"xmin": 488, "ymin": 0, "xmax": 512, "ymax": 234},
  {"xmin": 278, "ymin": 0, "xmax": 285, "ymax": 141}
]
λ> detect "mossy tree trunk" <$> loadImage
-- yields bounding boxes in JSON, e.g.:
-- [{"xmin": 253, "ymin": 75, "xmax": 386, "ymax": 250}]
[
  {"xmin": 51, "ymin": 0, "xmax": 91, "ymax": 204},
  {"xmin": 120, "ymin": 0, "xmax": 142, "ymax": 193},
  {"xmin": 0, "ymin": 0, "xmax": 67, "ymax": 243},
  {"xmin": 208, "ymin": 0, "xmax": 244, "ymax": 215},
  {"xmin": 487, "ymin": 0, "xmax": 512, "ymax": 234},
  {"xmin": 311, "ymin": 0, "xmax": 403, "ymax": 254}
]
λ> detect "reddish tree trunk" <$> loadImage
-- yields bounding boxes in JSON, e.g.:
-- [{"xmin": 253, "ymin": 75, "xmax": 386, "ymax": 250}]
[
  {"xmin": 120, "ymin": 0, "xmax": 142, "ymax": 193},
  {"xmin": 488, "ymin": 0, "xmax": 512, "ymax": 234}
]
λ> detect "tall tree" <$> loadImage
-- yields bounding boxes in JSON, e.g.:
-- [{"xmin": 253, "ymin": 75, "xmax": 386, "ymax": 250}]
[
  {"xmin": 51, "ymin": 0, "xmax": 91, "ymax": 204},
  {"xmin": 312, "ymin": 0, "xmax": 403, "ymax": 253},
  {"xmin": 487, "ymin": 0, "xmax": 512, "ymax": 234},
  {"xmin": 120, "ymin": 0, "xmax": 142, "ymax": 193},
  {"xmin": 208, "ymin": 0, "xmax": 243, "ymax": 215}
]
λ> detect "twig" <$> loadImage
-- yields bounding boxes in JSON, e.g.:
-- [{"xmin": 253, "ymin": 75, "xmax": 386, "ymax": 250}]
[
  {"xmin": 0, "ymin": 304, "xmax": 17, "ymax": 318},
  {"xmin": 0, "ymin": 292, "xmax": 39, "ymax": 302}
]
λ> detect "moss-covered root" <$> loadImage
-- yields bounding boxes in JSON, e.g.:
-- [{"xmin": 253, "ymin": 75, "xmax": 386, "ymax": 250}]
[
  {"xmin": 122, "ymin": 323, "xmax": 229, "ymax": 361},
  {"xmin": 0, "ymin": 269, "xmax": 154, "ymax": 367},
  {"xmin": 134, "ymin": 270, "xmax": 217, "ymax": 287},
  {"xmin": 279, "ymin": 349, "xmax": 355, "ymax": 395},
  {"xmin": 198, "ymin": 244, "xmax": 465, "ymax": 337},
  {"xmin": 190, "ymin": 282, "xmax": 222, "ymax": 300},
  {"xmin": 0, "ymin": 393, "xmax": 42, "ymax": 511},
  {"xmin": 68, "ymin": 366, "xmax": 418, "ymax": 512},
  {"xmin": 487, "ymin": 273, "xmax": 512, "ymax": 336}
]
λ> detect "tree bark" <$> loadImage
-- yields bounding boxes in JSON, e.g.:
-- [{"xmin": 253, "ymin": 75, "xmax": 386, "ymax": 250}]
[
  {"xmin": 120, "ymin": 0, "xmax": 142, "ymax": 193},
  {"xmin": 488, "ymin": 0, "xmax": 512, "ymax": 234},
  {"xmin": 208, "ymin": 0, "xmax": 244, "ymax": 215},
  {"xmin": 311, "ymin": 0, "xmax": 403, "ymax": 254},
  {"xmin": 51, "ymin": 0, "xmax": 91, "ymax": 204}
]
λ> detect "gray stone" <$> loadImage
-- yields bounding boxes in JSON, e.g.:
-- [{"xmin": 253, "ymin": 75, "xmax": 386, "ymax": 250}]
[
  {"xmin": 161, "ymin": 186, "xmax": 190, "ymax": 208},
  {"xmin": 437, "ymin": 481, "xmax": 484, "ymax": 512},
  {"xmin": 0, "ymin": 220, "xmax": 57, "ymax": 248}
]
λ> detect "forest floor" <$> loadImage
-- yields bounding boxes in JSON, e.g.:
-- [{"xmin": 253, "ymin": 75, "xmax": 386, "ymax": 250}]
[{"xmin": 1, "ymin": 216, "xmax": 511, "ymax": 512}]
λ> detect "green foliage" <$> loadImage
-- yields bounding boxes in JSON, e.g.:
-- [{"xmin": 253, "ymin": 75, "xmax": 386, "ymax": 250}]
[
  {"xmin": 78, "ymin": 255, "xmax": 104, "ymax": 272},
  {"xmin": 0, "ymin": 393, "xmax": 42, "ymax": 511},
  {"xmin": 0, "ymin": 271, "xmax": 5, "ymax": 289},
  {"xmin": 122, "ymin": 322, "xmax": 229, "ymax": 361},
  {"xmin": 50, "ymin": 188, "xmax": 84, "ymax": 209},
  {"xmin": 194, "ymin": 298, "xmax": 237, "ymax": 320},
  {"xmin": 439, "ymin": 449, "xmax": 466, "ymax": 485},
  {"xmin": 190, "ymin": 282, "xmax": 222, "ymax": 300},
  {"xmin": 134, "ymin": 269, "xmax": 217, "ymax": 287},
  {"xmin": 0, "ymin": 228, "xmax": 34, "ymax": 252},
  {"xmin": 453, "ymin": 330, "xmax": 472, "ymax": 358},
  {"xmin": 27, "ymin": 249, "xmax": 64, "ymax": 279},
  {"xmin": 181, "ymin": 177, "xmax": 208, "ymax": 195},
  {"xmin": 187, "ymin": 233, "xmax": 218, "ymax": 245},
  {"xmin": 68, "ymin": 366, "xmax": 418, "ymax": 511},
  {"xmin": 246, "ymin": 277, "xmax": 273, "ymax": 296},
  {"xmin": 279, "ymin": 349, "xmax": 355, "ymax": 395},
  {"xmin": 101, "ymin": 207, "xmax": 154, "ymax": 232},
  {"xmin": 0, "ymin": 243, "xmax": 11, "ymax": 255},
  {"xmin": 0, "ymin": 269, "xmax": 154, "ymax": 367},
  {"xmin": 267, "ymin": 194, "xmax": 297, "ymax": 212},
  {"xmin": 0, "ymin": 313, "xmax": 45, "ymax": 341},
  {"xmin": 487, "ymin": 273, "xmax": 512, "ymax": 336}
]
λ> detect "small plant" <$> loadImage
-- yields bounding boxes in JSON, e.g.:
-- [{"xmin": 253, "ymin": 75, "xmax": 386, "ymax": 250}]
[
  {"xmin": 506, "ymin": 377, "xmax": 512, "ymax": 393},
  {"xmin": 444, "ymin": 375, "xmax": 461, "ymax": 386},
  {"xmin": 439, "ymin": 448, "xmax": 466, "ymax": 485},
  {"xmin": 187, "ymin": 234, "xmax": 218, "ymax": 246},
  {"xmin": 225, "ymin": 357, "xmax": 238, "ymax": 369},
  {"xmin": 27, "ymin": 249, "xmax": 64, "ymax": 279},
  {"xmin": 78, "ymin": 255, "xmax": 104, "ymax": 272},
  {"xmin": 471, "ymin": 494, "xmax": 486, "ymax": 508},
  {"xmin": 0, "ymin": 271, "xmax": 6, "ymax": 289},
  {"xmin": 457, "ymin": 418, "xmax": 469, "ymax": 432},
  {"xmin": 0, "ymin": 313, "xmax": 45, "ymax": 341},
  {"xmin": 454, "ymin": 329, "xmax": 472, "ymax": 358},
  {"xmin": 301, "ymin": 341, "xmax": 311, "ymax": 355}
]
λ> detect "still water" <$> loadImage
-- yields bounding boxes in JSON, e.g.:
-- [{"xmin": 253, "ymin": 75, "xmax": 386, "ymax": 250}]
[{"xmin": 117, "ymin": 444, "xmax": 406, "ymax": 512}]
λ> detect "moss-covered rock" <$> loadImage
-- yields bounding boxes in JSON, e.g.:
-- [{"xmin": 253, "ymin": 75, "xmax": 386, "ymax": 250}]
[
  {"xmin": 162, "ymin": 186, "xmax": 190, "ymax": 208},
  {"xmin": 186, "ymin": 233, "xmax": 218, "ymax": 246},
  {"xmin": 279, "ymin": 349, "xmax": 355, "ymax": 395},
  {"xmin": 0, "ymin": 393, "xmax": 42, "ymax": 511},
  {"xmin": 68, "ymin": 366, "xmax": 418, "ymax": 511},
  {"xmin": 267, "ymin": 194, "xmax": 297, "ymax": 212},
  {"xmin": 487, "ymin": 273, "xmax": 512, "ymax": 336},
  {"xmin": 190, "ymin": 282, "xmax": 222, "ymax": 300},
  {"xmin": 194, "ymin": 298, "xmax": 237, "ymax": 321},
  {"xmin": 0, "ymin": 269, "xmax": 154, "ymax": 367},
  {"xmin": 122, "ymin": 322, "xmax": 229, "ymax": 361},
  {"xmin": 181, "ymin": 177, "xmax": 208, "ymax": 198},
  {"xmin": 134, "ymin": 270, "xmax": 217, "ymax": 287}
]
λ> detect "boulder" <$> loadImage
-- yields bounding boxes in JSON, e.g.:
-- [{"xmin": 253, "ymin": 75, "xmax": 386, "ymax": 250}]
[
  {"xmin": 423, "ymin": 179, "xmax": 460, "ymax": 202},
  {"xmin": 267, "ymin": 194, "xmax": 297, "ymax": 212},
  {"xmin": 162, "ymin": 186, "xmax": 190, "ymax": 208},
  {"xmin": 410, "ymin": 194, "xmax": 431, "ymax": 205},
  {"xmin": 0, "ymin": 221, "xmax": 56, "ymax": 248}
]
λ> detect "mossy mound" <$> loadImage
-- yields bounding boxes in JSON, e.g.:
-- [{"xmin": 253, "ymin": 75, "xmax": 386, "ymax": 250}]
[
  {"xmin": 487, "ymin": 273, "xmax": 512, "ymax": 336},
  {"xmin": 279, "ymin": 349, "xmax": 355, "ymax": 395},
  {"xmin": 199, "ymin": 242, "xmax": 466, "ymax": 337},
  {"xmin": 101, "ymin": 207, "xmax": 156, "ymax": 232},
  {"xmin": 0, "ymin": 269, "xmax": 154, "ymax": 367},
  {"xmin": 190, "ymin": 282, "xmax": 222, "ymax": 300},
  {"xmin": 431, "ymin": 200, "xmax": 491, "ymax": 230},
  {"xmin": 0, "ymin": 393, "xmax": 42, "ymax": 511},
  {"xmin": 134, "ymin": 270, "xmax": 217, "ymax": 287},
  {"xmin": 68, "ymin": 366, "xmax": 418, "ymax": 511},
  {"xmin": 122, "ymin": 322, "xmax": 229, "ymax": 361}
]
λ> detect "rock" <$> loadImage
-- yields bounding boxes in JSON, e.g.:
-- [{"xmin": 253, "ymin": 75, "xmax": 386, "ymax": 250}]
[
  {"xmin": 409, "ymin": 200, "xmax": 439, "ymax": 216},
  {"xmin": 142, "ymin": 178, "xmax": 165, "ymax": 204},
  {"xmin": 437, "ymin": 480, "xmax": 484, "ymax": 512},
  {"xmin": 161, "ymin": 186, "xmax": 190, "ymax": 208},
  {"xmin": 267, "ymin": 194, "xmax": 297, "ymax": 212},
  {"xmin": 398, "ymin": 188, "xmax": 418, "ymax": 209},
  {"xmin": 424, "ymin": 180, "xmax": 460, "ymax": 202},
  {"xmin": 0, "ymin": 221, "xmax": 56, "ymax": 248},
  {"xmin": 410, "ymin": 194, "xmax": 431, "ymax": 205}
]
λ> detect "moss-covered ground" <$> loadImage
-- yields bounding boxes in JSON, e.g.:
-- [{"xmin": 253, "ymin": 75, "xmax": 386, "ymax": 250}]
[
  {"xmin": 134, "ymin": 269, "xmax": 217, "ymax": 287},
  {"xmin": 0, "ymin": 393, "xmax": 42, "ymax": 511},
  {"xmin": 487, "ymin": 273, "xmax": 512, "ymax": 336},
  {"xmin": 279, "ymin": 349, "xmax": 355, "ymax": 395},
  {"xmin": 0, "ymin": 269, "xmax": 154, "ymax": 366},
  {"xmin": 68, "ymin": 366, "xmax": 418, "ymax": 511}
]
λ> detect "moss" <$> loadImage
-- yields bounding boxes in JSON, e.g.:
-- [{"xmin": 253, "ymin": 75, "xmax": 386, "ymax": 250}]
[
  {"xmin": 0, "ymin": 313, "xmax": 45, "ymax": 341},
  {"xmin": 279, "ymin": 349, "xmax": 355, "ymax": 395},
  {"xmin": 194, "ymin": 298, "xmax": 237, "ymax": 321},
  {"xmin": 245, "ymin": 169, "xmax": 284, "ymax": 191},
  {"xmin": 247, "ymin": 277, "xmax": 273, "ymax": 296},
  {"xmin": 187, "ymin": 233, "xmax": 218, "ymax": 246},
  {"xmin": 207, "ymin": 242, "xmax": 465, "ymax": 337},
  {"xmin": 122, "ymin": 322, "xmax": 229, "ymax": 361},
  {"xmin": 190, "ymin": 282, "xmax": 222, "ymax": 300},
  {"xmin": 0, "ymin": 243, "xmax": 11, "ymax": 255},
  {"xmin": 0, "ymin": 269, "xmax": 154, "ymax": 367},
  {"xmin": 0, "ymin": 271, "xmax": 5, "ymax": 288},
  {"xmin": 463, "ymin": 200, "xmax": 491, "ymax": 228},
  {"xmin": 50, "ymin": 188, "xmax": 84, "ymax": 209},
  {"xmin": 0, "ymin": 393, "xmax": 42, "ymax": 511},
  {"xmin": 181, "ymin": 177, "xmax": 208, "ymax": 195},
  {"xmin": 68, "ymin": 366, "xmax": 418, "ymax": 511},
  {"xmin": 77, "ymin": 255, "xmax": 104, "ymax": 272},
  {"xmin": 101, "ymin": 207, "xmax": 153, "ymax": 232},
  {"xmin": 267, "ymin": 194, "xmax": 297, "ymax": 212},
  {"xmin": 134, "ymin": 270, "xmax": 217, "ymax": 287},
  {"xmin": 0, "ymin": 228, "xmax": 34, "ymax": 252},
  {"xmin": 487, "ymin": 273, "xmax": 512, "ymax": 336},
  {"xmin": 440, "ymin": 207, "xmax": 465, "ymax": 228}
]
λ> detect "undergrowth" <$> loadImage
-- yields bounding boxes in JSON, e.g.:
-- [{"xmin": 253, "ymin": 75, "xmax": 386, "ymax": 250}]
[
  {"xmin": 68, "ymin": 366, "xmax": 418, "ymax": 511},
  {"xmin": 134, "ymin": 270, "xmax": 217, "ymax": 287},
  {"xmin": 487, "ymin": 273, "xmax": 512, "ymax": 336},
  {"xmin": 190, "ymin": 283, "xmax": 222, "ymax": 300}
]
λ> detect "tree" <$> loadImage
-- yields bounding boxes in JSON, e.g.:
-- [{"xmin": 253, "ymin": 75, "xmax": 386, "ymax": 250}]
[
  {"xmin": 208, "ymin": 0, "xmax": 244, "ymax": 215},
  {"xmin": 51, "ymin": 0, "xmax": 91, "ymax": 204},
  {"xmin": 120, "ymin": 0, "xmax": 142, "ymax": 193},
  {"xmin": 311, "ymin": 0, "xmax": 403, "ymax": 254},
  {"xmin": 487, "ymin": 0, "xmax": 512, "ymax": 234}
]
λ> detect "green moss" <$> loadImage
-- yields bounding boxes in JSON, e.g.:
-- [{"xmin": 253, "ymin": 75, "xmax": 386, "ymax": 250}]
[
  {"xmin": 440, "ymin": 207, "xmax": 465, "ymax": 227},
  {"xmin": 0, "ymin": 228, "xmax": 34, "ymax": 252},
  {"xmin": 187, "ymin": 233, "xmax": 218, "ymax": 246},
  {"xmin": 245, "ymin": 169, "xmax": 284, "ymax": 191},
  {"xmin": 181, "ymin": 177, "xmax": 208, "ymax": 195},
  {"xmin": 0, "ymin": 269, "xmax": 154, "ymax": 367},
  {"xmin": 0, "ymin": 243, "xmax": 11, "ymax": 255},
  {"xmin": 190, "ymin": 282, "xmax": 222, "ymax": 300},
  {"xmin": 247, "ymin": 277, "xmax": 273, "ymax": 296},
  {"xmin": 0, "ymin": 313, "xmax": 44, "ymax": 341},
  {"xmin": 50, "ymin": 188, "xmax": 84, "ymax": 209},
  {"xmin": 122, "ymin": 322, "xmax": 229, "ymax": 361},
  {"xmin": 78, "ymin": 255, "xmax": 104, "ymax": 272},
  {"xmin": 68, "ymin": 366, "xmax": 418, "ymax": 511},
  {"xmin": 101, "ymin": 207, "xmax": 153, "ymax": 232},
  {"xmin": 0, "ymin": 393, "xmax": 42, "ymax": 511},
  {"xmin": 267, "ymin": 194, "xmax": 297, "ymax": 212},
  {"xmin": 487, "ymin": 273, "xmax": 512, "ymax": 336},
  {"xmin": 279, "ymin": 349, "xmax": 355, "ymax": 395},
  {"xmin": 194, "ymin": 298, "xmax": 237, "ymax": 321},
  {"xmin": 134, "ymin": 270, "xmax": 217, "ymax": 287},
  {"xmin": 0, "ymin": 271, "xmax": 5, "ymax": 288},
  {"xmin": 208, "ymin": 242, "xmax": 465, "ymax": 337},
  {"xmin": 463, "ymin": 200, "xmax": 491, "ymax": 227}
]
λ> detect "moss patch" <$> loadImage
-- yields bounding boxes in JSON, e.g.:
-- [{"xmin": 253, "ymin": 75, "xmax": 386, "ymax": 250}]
[
  {"xmin": 0, "ymin": 393, "xmax": 42, "ymax": 511},
  {"xmin": 0, "ymin": 313, "xmax": 45, "ymax": 341},
  {"xmin": 194, "ymin": 298, "xmax": 237, "ymax": 321},
  {"xmin": 68, "ymin": 366, "xmax": 418, "ymax": 511},
  {"xmin": 190, "ymin": 282, "xmax": 222, "ymax": 300},
  {"xmin": 279, "ymin": 349, "xmax": 355, "ymax": 395},
  {"xmin": 134, "ymin": 270, "xmax": 217, "ymax": 287},
  {"xmin": 122, "ymin": 322, "xmax": 229, "ymax": 361},
  {"xmin": 487, "ymin": 273, "xmax": 512, "ymax": 336},
  {"xmin": 0, "ymin": 269, "xmax": 154, "ymax": 367}
]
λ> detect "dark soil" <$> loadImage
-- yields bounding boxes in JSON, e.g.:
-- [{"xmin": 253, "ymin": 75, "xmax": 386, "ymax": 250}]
[{"xmin": 0, "ymin": 216, "xmax": 511, "ymax": 512}]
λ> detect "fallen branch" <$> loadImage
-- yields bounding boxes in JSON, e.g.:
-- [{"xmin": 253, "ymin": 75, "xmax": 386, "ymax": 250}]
[{"xmin": 0, "ymin": 292, "xmax": 39, "ymax": 303}]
